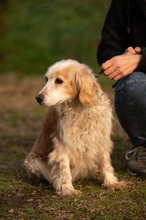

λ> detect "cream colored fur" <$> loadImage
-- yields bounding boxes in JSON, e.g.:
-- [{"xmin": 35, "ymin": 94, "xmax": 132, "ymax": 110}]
[{"xmin": 24, "ymin": 59, "xmax": 125, "ymax": 195}]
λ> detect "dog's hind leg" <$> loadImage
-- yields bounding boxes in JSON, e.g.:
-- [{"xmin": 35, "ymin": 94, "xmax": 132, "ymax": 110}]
[
  {"xmin": 24, "ymin": 152, "xmax": 51, "ymax": 181},
  {"xmin": 29, "ymin": 108, "xmax": 58, "ymax": 161},
  {"xmin": 24, "ymin": 108, "xmax": 58, "ymax": 181}
]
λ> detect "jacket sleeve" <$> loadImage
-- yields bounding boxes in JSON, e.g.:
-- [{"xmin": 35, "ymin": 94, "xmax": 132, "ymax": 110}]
[
  {"xmin": 136, "ymin": 50, "xmax": 146, "ymax": 72},
  {"xmin": 97, "ymin": 0, "xmax": 128, "ymax": 66}
]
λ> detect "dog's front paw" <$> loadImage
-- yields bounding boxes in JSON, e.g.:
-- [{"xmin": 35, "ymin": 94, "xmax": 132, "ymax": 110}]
[
  {"xmin": 105, "ymin": 181, "xmax": 127, "ymax": 190},
  {"xmin": 57, "ymin": 189, "xmax": 82, "ymax": 196}
]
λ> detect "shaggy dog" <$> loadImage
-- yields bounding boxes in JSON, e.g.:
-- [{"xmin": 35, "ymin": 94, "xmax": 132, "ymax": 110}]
[{"xmin": 24, "ymin": 60, "xmax": 125, "ymax": 195}]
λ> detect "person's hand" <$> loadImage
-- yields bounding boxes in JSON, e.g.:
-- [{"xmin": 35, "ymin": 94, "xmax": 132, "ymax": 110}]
[
  {"xmin": 101, "ymin": 47, "xmax": 142, "ymax": 81},
  {"xmin": 126, "ymin": 46, "xmax": 141, "ymax": 54}
]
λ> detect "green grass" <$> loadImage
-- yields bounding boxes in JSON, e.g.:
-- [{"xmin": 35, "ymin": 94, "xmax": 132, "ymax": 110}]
[
  {"xmin": 0, "ymin": 0, "xmax": 111, "ymax": 75},
  {"xmin": 0, "ymin": 74, "xmax": 146, "ymax": 220},
  {"xmin": 0, "ymin": 145, "xmax": 146, "ymax": 220}
]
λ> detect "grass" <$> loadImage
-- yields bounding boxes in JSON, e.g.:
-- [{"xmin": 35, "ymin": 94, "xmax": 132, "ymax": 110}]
[
  {"xmin": 0, "ymin": 73, "xmax": 146, "ymax": 220},
  {"xmin": 0, "ymin": 0, "xmax": 111, "ymax": 75}
]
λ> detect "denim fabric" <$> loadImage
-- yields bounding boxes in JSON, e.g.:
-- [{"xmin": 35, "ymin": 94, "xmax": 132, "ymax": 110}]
[{"xmin": 114, "ymin": 72, "xmax": 146, "ymax": 147}]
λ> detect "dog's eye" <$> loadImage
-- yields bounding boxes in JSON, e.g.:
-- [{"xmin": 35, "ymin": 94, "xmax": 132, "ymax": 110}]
[
  {"xmin": 55, "ymin": 77, "xmax": 63, "ymax": 84},
  {"xmin": 45, "ymin": 76, "xmax": 48, "ymax": 82}
]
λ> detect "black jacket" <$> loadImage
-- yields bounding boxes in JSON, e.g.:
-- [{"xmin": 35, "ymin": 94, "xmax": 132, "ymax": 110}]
[{"xmin": 97, "ymin": 0, "xmax": 146, "ymax": 72}]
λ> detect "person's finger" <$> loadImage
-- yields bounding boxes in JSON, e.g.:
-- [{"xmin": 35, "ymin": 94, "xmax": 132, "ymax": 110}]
[
  {"xmin": 107, "ymin": 70, "xmax": 121, "ymax": 80},
  {"xmin": 126, "ymin": 46, "xmax": 136, "ymax": 54},
  {"xmin": 101, "ymin": 59, "xmax": 113, "ymax": 71},
  {"xmin": 134, "ymin": 47, "xmax": 141, "ymax": 53},
  {"xmin": 113, "ymin": 74, "xmax": 124, "ymax": 81},
  {"xmin": 103, "ymin": 66, "xmax": 116, "ymax": 76}
]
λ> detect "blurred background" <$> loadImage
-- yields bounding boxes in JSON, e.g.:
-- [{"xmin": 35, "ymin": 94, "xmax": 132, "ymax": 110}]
[
  {"xmin": 0, "ymin": 0, "xmax": 111, "ymax": 75},
  {"xmin": 1, "ymin": 0, "xmax": 128, "ymax": 151},
  {"xmin": 1, "ymin": 0, "xmax": 124, "ymax": 148}
]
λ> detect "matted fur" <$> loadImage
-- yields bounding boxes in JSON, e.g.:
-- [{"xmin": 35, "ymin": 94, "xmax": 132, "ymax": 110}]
[{"xmin": 24, "ymin": 60, "xmax": 125, "ymax": 195}]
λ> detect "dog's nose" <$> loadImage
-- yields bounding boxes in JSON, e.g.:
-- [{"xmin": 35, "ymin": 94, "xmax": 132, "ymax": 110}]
[{"xmin": 35, "ymin": 94, "xmax": 44, "ymax": 104}]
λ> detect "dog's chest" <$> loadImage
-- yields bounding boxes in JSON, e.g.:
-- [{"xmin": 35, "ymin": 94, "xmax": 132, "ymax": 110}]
[{"xmin": 59, "ymin": 108, "xmax": 99, "ymax": 152}]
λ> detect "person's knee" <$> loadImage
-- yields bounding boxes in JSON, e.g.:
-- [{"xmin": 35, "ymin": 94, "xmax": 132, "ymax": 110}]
[{"xmin": 115, "ymin": 71, "xmax": 146, "ymax": 99}]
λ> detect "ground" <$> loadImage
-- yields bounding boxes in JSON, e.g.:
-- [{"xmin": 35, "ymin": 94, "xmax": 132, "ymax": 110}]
[{"xmin": 0, "ymin": 73, "xmax": 146, "ymax": 220}]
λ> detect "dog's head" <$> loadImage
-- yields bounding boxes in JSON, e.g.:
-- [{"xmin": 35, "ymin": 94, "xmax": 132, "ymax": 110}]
[{"xmin": 36, "ymin": 60, "xmax": 102, "ymax": 107}]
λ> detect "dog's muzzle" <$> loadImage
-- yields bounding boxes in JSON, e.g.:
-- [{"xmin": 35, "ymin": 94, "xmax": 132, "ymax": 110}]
[{"xmin": 36, "ymin": 94, "xmax": 44, "ymax": 105}]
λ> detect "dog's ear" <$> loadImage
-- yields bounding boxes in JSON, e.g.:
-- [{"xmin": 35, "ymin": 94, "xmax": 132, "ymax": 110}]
[{"xmin": 74, "ymin": 65, "xmax": 102, "ymax": 106}]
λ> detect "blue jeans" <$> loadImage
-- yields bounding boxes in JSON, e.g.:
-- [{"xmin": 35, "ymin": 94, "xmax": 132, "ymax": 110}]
[{"xmin": 114, "ymin": 71, "xmax": 146, "ymax": 148}]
